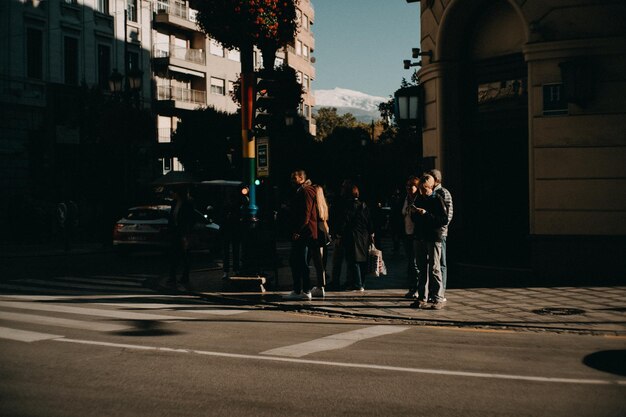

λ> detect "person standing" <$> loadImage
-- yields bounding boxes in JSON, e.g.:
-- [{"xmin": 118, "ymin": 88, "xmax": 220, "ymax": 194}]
[
  {"xmin": 401, "ymin": 176, "xmax": 420, "ymax": 299},
  {"xmin": 310, "ymin": 184, "xmax": 330, "ymax": 298},
  {"xmin": 410, "ymin": 175, "xmax": 448, "ymax": 309},
  {"xmin": 285, "ymin": 170, "xmax": 318, "ymax": 300},
  {"xmin": 167, "ymin": 186, "xmax": 195, "ymax": 289},
  {"xmin": 328, "ymin": 179, "xmax": 352, "ymax": 290},
  {"xmin": 426, "ymin": 169, "xmax": 453, "ymax": 294},
  {"xmin": 336, "ymin": 184, "xmax": 374, "ymax": 292}
]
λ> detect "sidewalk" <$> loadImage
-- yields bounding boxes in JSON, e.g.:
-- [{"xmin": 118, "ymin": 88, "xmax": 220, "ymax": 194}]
[
  {"xmin": 3, "ymin": 240, "xmax": 625, "ymax": 336},
  {"xmin": 191, "ymin": 266, "xmax": 626, "ymax": 336}
]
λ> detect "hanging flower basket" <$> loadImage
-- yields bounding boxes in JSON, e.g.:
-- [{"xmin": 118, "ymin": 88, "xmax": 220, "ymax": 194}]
[{"xmin": 195, "ymin": 0, "xmax": 299, "ymax": 51}]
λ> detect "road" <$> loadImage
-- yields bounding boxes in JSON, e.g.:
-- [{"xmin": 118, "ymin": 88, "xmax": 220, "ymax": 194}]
[{"xmin": 0, "ymin": 251, "xmax": 625, "ymax": 416}]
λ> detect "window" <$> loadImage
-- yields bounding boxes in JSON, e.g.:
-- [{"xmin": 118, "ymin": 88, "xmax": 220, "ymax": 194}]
[
  {"xmin": 303, "ymin": 14, "xmax": 309, "ymax": 31},
  {"xmin": 97, "ymin": 44, "xmax": 111, "ymax": 89},
  {"xmin": 303, "ymin": 74, "xmax": 309, "ymax": 91},
  {"xmin": 296, "ymin": 71, "xmax": 302, "ymax": 84},
  {"xmin": 303, "ymin": 44, "xmax": 309, "ymax": 60},
  {"xmin": 26, "ymin": 28, "xmax": 43, "ymax": 80},
  {"xmin": 127, "ymin": 51, "xmax": 139, "ymax": 71},
  {"xmin": 64, "ymin": 36, "xmax": 79, "ymax": 85},
  {"xmin": 295, "ymin": 40, "xmax": 302, "ymax": 56},
  {"xmin": 211, "ymin": 77, "xmax": 225, "ymax": 95},
  {"xmin": 228, "ymin": 81, "xmax": 234, "ymax": 94},
  {"xmin": 127, "ymin": 0, "xmax": 137, "ymax": 22},
  {"xmin": 96, "ymin": 0, "xmax": 109, "ymax": 14},
  {"xmin": 209, "ymin": 39, "xmax": 224, "ymax": 57}
]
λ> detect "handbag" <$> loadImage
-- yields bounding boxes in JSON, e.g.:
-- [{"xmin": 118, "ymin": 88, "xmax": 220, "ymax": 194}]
[{"xmin": 367, "ymin": 243, "xmax": 387, "ymax": 277}]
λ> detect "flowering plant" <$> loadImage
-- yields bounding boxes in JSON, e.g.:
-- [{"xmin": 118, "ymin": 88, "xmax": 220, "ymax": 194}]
[{"xmin": 195, "ymin": 0, "xmax": 299, "ymax": 51}]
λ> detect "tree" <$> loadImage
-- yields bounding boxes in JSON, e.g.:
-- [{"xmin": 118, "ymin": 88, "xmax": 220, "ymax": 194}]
[
  {"xmin": 171, "ymin": 107, "xmax": 241, "ymax": 180},
  {"xmin": 313, "ymin": 107, "xmax": 361, "ymax": 141}
]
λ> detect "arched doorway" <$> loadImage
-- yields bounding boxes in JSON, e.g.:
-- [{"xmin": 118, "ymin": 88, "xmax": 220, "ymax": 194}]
[{"xmin": 440, "ymin": 1, "xmax": 530, "ymax": 273}]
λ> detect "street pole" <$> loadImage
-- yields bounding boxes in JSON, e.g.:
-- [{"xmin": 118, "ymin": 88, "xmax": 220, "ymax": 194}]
[{"xmin": 240, "ymin": 41, "xmax": 257, "ymax": 220}]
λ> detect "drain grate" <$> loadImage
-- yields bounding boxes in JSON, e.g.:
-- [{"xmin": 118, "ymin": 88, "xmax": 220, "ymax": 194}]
[{"xmin": 533, "ymin": 307, "xmax": 586, "ymax": 316}]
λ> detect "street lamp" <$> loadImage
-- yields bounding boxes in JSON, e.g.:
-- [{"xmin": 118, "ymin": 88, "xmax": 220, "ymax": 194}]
[
  {"xmin": 394, "ymin": 85, "xmax": 422, "ymax": 128},
  {"xmin": 127, "ymin": 68, "xmax": 143, "ymax": 92},
  {"xmin": 108, "ymin": 69, "xmax": 123, "ymax": 94}
]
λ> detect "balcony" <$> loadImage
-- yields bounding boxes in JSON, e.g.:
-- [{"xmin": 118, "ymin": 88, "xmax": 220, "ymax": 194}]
[
  {"xmin": 153, "ymin": 1, "xmax": 198, "ymax": 32},
  {"xmin": 157, "ymin": 85, "xmax": 206, "ymax": 111},
  {"xmin": 153, "ymin": 44, "xmax": 206, "ymax": 74}
]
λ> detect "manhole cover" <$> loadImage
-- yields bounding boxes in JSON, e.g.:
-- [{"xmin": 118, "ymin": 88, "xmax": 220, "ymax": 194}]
[{"xmin": 532, "ymin": 307, "xmax": 586, "ymax": 316}]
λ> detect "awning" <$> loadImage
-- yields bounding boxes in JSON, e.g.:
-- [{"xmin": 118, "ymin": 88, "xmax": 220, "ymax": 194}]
[{"xmin": 168, "ymin": 65, "xmax": 205, "ymax": 78}]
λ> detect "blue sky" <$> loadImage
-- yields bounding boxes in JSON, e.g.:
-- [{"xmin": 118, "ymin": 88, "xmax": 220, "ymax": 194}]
[{"xmin": 311, "ymin": 0, "xmax": 421, "ymax": 98}]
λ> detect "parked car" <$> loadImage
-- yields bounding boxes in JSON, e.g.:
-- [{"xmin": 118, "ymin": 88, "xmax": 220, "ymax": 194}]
[{"xmin": 112, "ymin": 204, "xmax": 219, "ymax": 253}]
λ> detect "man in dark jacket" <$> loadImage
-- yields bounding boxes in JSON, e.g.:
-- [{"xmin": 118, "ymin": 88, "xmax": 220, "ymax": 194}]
[
  {"xmin": 410, "ymin": 174, "xmax": 448, "ymax": 309},
  {"xmin": 167, "ymin": 186, "xmax": 196, "ymax": 288},
  {"xmin": 285, "ymin": 170, "xmax": 318, "ymax": 300}
]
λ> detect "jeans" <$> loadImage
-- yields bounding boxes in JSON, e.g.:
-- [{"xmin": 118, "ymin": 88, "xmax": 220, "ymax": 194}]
[
  {"xmin": 441, "ymin": 237, "xmax": 447, "ymax": 291},
  {"xmin": 330, "ymin": 240, "xmax": 345, "ymax": 289},
  {"xmin": 222, "ymin": 234, "xmax": 241, "ymax": 274},
  {"xmin": 346, "ymin": 261, "xmax": 367, "ymax": 289},
  {"xmin": 289, "ymin": 237, "xmax": 314, "ymax": 293},
  {"xmin": 415, "ymin": 240, "xmax": 444, "ymax": 302},
  {"xmin": 403, "ymin": 235, "xmax": 418, "ymax": 291},
  {"xmin": 169, "ymin": 236, "xmax": 190, "ymax": 283}
]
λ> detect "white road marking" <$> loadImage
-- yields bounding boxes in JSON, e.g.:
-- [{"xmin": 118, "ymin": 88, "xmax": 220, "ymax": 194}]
[
  {"xmin": 96, "ymin": 303, "xmax": 247, "ymax": 316},
  {"xmin": 0, "ymin": 301, "xmax": 190, "ymax": 321},
  {"xmin": 53, "ymin": 276, "xmax": 145, "ymax": 287},
  {"xmin": 53, "ymin": 338, "xmax": 626, "ymax": 386},
  {"xmin": 0, "ymin": 311, "xmax": 129, "ymax": 332},
  {"xmin": 14, "ymin": 279, "xmax": 153, "ymax": 293},
  {"xmin": 96, "ymin": 303, "xmax": 248, "ymax": 315},
  {"xmin": 0, "ymin": 326, "xmax": 62, "ymax": 342},
  {"xmin": 261, "ymin": 325, "xmax": 410, "ymax": 357}
]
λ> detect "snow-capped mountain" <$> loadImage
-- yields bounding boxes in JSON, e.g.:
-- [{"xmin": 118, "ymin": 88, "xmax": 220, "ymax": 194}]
[{"xmin": 313, "ymin": 87, "xmax": 388, "ymax": 122}]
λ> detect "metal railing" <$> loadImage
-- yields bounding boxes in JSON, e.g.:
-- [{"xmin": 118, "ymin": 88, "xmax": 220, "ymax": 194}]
[
  {"xmin": 153, "ymin": 0, "xmax": 196, "ymax": 22},
  {"xmin": 157, "ymin": 85, "xmax": 205, "ymax": 105},
  {"xmin": 153, "ymin": 44, "xmax": 205, "ymax": 65}
]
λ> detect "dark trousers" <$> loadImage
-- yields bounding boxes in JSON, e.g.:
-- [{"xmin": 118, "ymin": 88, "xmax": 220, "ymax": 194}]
[
  {"xmin": 222, "ymin": 234, "xmax": 241, "ymax": 273},
  {"xmin": 289, "ymin": 237, "xmax": 315, "ymax": 293},
  {"xmin": 404, "ymin": 235, "xmax": 418, "ymax": 291},
  {"xmin": 169, "ymin": 236, "xmax": 190, "ymax": 283},
  {"xmin": 346, "ymin": 261, "xmax": 367, "ymax": 289}
]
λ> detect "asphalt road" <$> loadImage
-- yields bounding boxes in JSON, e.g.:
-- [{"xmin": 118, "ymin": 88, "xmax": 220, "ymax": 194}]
[{"xmin": 0, "ymin": 251, "xmax": 625, "ymax": 416}]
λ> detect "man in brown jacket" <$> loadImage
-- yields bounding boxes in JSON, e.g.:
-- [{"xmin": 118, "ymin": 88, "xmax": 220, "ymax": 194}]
[{"xmin": 285, "ymin": 170, "xmax": 318, "ymax": 300}]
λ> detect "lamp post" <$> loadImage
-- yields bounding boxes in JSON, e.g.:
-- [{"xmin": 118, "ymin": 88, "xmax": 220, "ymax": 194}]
[{"xmin": 394, "ymin": 85, "xmax": 422, "ymax": 128}]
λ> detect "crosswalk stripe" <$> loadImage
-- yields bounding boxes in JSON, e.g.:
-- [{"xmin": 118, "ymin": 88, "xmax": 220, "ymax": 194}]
[
  {"xmin": 96, "ymin": 303, "xmax": 248, "ymax": 315},
  {"xmin": 261, "ymin": 325, "xmax": 410, "ymax": 358},
  {"xmin": 51, "ymin": 276, "xmax": 145, "ymax": 287},
  {"xmin": 0, "ymin": 311, "xmax": 129, "ymax": 332},
  {"xmin": 0, "ymin": 326, "xmax": 62, "ymax": 342},
  {"xmin": 0, "ymin": 301, "xmax": 189, "ymax": 321},
  {"xmin": 0, "ymin": 284, "xmax": 87, "ymax": 295},
  {"xmin": 14, "ymin": 279, "xmax": 153, "ymax": 293}
]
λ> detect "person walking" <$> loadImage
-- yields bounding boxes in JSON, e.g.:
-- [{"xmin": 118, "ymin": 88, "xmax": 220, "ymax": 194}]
[
  {"xmin": 328, "ymin": 179, "xmax": 352, "ymax": 290},
  {"xmin": 310, "ymin": 184, "xmax": 330, "ymax": 298},
  {"xmin": 336, "ymin": 184, "xmax": 374, "ymax": 292},
  {"xmin": 220, "ymin": 187, "xmax": 242, "ymax": 280},
  {"xmin": 426, "ymin": 169, "xmax": 453, "ymax": 295},
  {"xmin": 401, "ymin": 176, "xmax": 420, "ymax": 299},
  {"xmin": 285, "ymin": 170, "xmax": 318, "ymax": 301},
  {"xmin": 166, "ymin": 186, "xmax": 195, "ymax": 289},
  {"xmin": 409, "ymin": 175, "xmax": 448, "ymax": 309}
]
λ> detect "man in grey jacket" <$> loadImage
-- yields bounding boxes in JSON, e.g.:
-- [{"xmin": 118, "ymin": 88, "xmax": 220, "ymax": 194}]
[{"xmin": 426, "ymin": 169, "xmax": 453, "ymax": 294}]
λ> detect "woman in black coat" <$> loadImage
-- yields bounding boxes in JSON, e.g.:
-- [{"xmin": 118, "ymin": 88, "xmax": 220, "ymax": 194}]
[{"xmin": 336, "ymin": 184, "xmax": 374, "ymax": 292}]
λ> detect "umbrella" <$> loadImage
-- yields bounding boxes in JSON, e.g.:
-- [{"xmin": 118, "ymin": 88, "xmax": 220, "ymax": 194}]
[{"xmin": 151, "ymin": 171, "xmax": 196, "ymax": 186}]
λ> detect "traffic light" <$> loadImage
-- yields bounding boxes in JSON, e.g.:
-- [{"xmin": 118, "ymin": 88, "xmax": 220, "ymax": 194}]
[{"xmin": 253, "ymin": 71, "xmax": 276, "ymax": 138}]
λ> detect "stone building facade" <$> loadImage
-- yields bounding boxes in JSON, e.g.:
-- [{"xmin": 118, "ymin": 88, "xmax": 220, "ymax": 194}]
[{"xmin": 407, "ymin": 0, "xmax": 626, "ymax": 279}]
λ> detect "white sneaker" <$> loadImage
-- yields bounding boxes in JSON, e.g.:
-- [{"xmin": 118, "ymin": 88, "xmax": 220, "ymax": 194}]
[
  {"xmin": 310, "ymin": 287, "xmax": 325, "ymax": 298},
  {"xmin": 284, "ymin": 291, "xmax": 312, "ymax": 301},
  {"xmin": 284, "ymin": 291, "xmax": 302, "ymax": 300}
]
